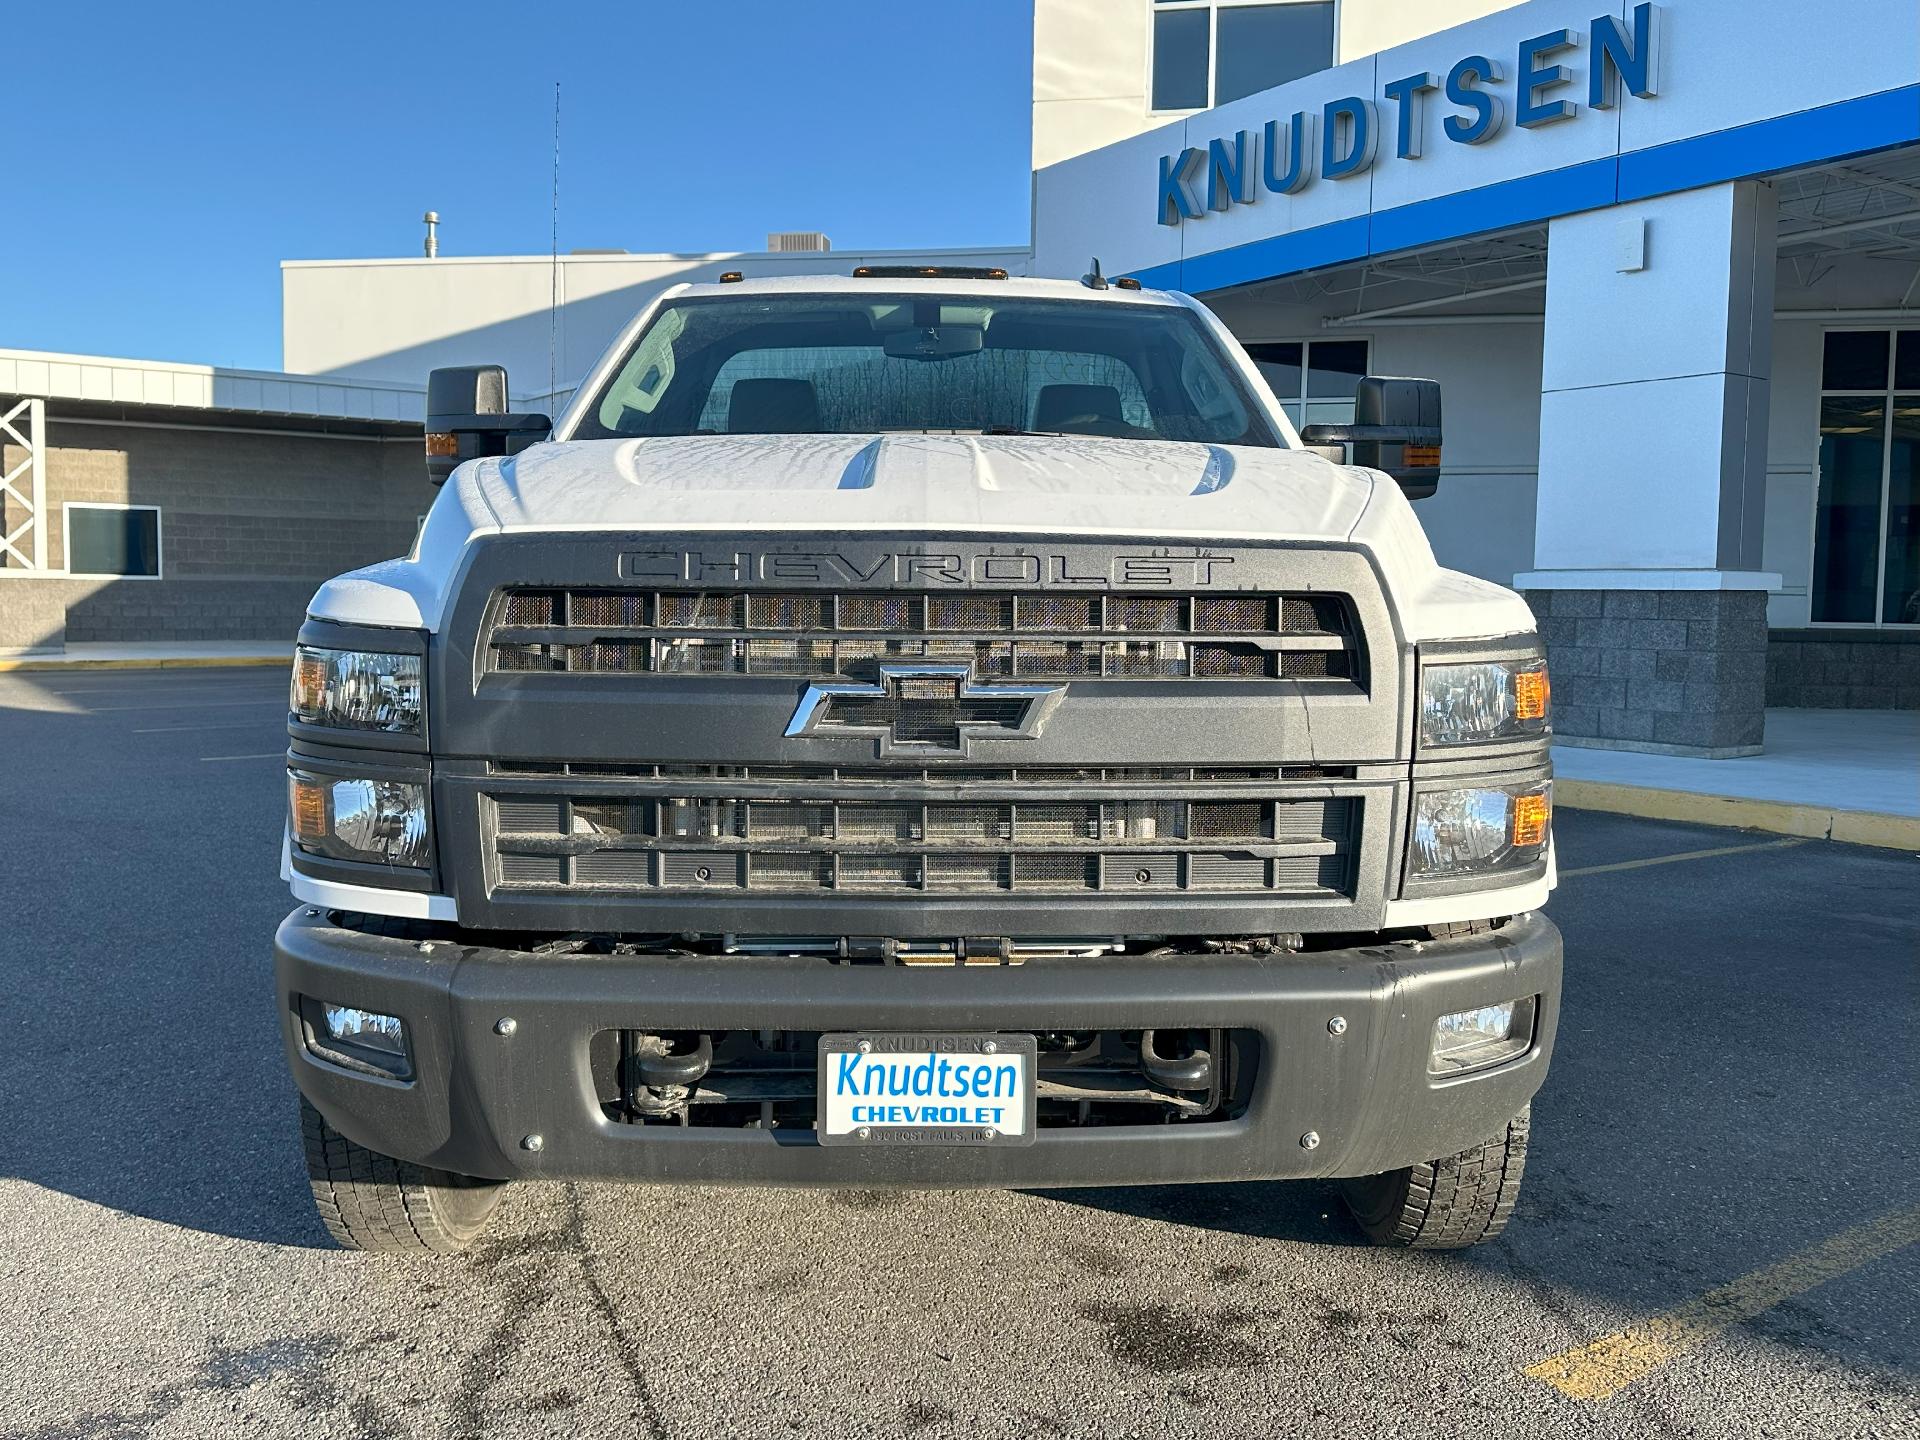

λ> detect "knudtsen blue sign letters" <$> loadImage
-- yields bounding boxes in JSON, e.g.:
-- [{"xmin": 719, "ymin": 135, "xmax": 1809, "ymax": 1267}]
[{"xmin": 1158, "ymin": 2, "xmax": 1662, "ymax": 226}]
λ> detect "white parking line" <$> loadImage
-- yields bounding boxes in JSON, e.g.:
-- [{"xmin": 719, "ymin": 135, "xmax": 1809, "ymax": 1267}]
[
  {"xmin": 134, "ymin": 720, "xmax": 285, "ymax": 733},
  {"xmin": 87, "ymin": 699, "xmax": 288, "ymax": 713},
  {"xmin": 44, "ymin": 682, "xmax": 285, "ymax": 696},
  {"xmin": 1561, "ymin": 838, "xmax": 1807, "ymax": 878},
  {"xmin": 199, "ymin": 752, "xmax": 286, "ymax": 762}
]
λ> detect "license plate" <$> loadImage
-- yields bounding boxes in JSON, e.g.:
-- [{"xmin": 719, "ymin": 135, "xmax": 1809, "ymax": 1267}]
[{"xmin": 817, "ymin": 1033, "xmax": 1038, "ymax": 1146}]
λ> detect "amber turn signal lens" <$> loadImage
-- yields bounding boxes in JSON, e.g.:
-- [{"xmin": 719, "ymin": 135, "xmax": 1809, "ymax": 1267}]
[
  {"xmin": 1514, "ymin": 666, "xmax": 1550, "ymax": 722},
  {"xmin": 424, "ymin": 432, "xmax": 459, "ymax": 458},
  {"xmin": 1511, "ymin": 790, "xmax": 1551, "ymax": 848},
  {"xmin": 291, "ymin": 654, "xmax": 329, "ymax": 716},
  {"xmin": 291, "ymin": 776, "xmax": 328, "ymax": 844},
  {"xmin": 1403, "ymin": 443, "xmax": 1442, "ymax": 469}
]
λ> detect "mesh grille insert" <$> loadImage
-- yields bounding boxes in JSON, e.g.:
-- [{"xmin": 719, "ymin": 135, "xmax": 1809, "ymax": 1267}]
[
  {"xmin": 489, "ymin": 791, "xmax": 1357, "ymax": 897},
  {"xmin": 486, "ymin": 586, "xmax": 1357, "ymax": 681}
]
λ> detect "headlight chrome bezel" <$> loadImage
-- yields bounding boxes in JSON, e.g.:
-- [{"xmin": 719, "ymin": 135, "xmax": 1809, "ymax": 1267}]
[
  {"xmin": 291, "ymin": 645, "xmax": 426, "ymax": 737},
  {"xmin": 1419, "ymin": 655, "xmax": 1551, "ymax": 749},
  {"xmin": 289, "ymin": 769, "xmax": 432, "ymax": 870},
  {"xmin": 1405, "ymin": 777, "xmax": 1553, "ymax": 894}
]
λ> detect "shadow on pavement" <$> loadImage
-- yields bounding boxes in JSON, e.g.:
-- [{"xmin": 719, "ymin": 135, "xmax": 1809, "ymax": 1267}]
[
  {"xmin": 1030, "ymin": 1178, "xmax": 1372, "ymax": 1246},
  {"xmin": 1, "ymin": 668, "xmax": 327, "ymax": 1248}
]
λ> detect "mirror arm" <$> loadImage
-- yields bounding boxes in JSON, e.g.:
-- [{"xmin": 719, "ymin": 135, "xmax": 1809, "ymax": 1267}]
[{"xmin": 1299, "ymin": 423, "xmax": 1442, "ymax": 446}]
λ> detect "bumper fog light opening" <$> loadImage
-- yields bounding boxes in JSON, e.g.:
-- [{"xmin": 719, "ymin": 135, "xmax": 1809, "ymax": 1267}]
[
  {"xmin": 306, "ymin": 998, "xmax": 413, "ymax": 1080},
  {"xmin": 1429, "ymin": 995, "xmax": 1537, "ymax": 1076},
  {"xmin": 323, "ymin": 1003, "xmax": 407, "ymax": 1055}
]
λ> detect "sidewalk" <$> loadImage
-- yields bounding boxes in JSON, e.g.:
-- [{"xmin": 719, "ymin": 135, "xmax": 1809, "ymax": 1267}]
[
  {"xmin": 0, "ymin": 641, "xmax": 291, "ymax": 671},
  {"xmin": 1555, "ymin": 709, "xmax": 1920, "ymax": 850}
]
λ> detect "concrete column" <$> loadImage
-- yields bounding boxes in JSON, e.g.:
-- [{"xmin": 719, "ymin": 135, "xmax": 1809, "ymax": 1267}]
[{"xmin": 1518, "ymin": 181, "xmax": 1781, "ymax": 757}]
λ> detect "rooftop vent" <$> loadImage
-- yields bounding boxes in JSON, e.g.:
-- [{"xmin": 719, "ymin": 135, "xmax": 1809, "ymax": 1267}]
[{"xmin": 767, "ymin": 231, "xmax": 831, "ymax": 253}]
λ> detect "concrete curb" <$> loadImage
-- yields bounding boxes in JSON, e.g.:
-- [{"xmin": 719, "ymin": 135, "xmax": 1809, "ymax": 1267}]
[
  {"xmin": 0, "ymin": 655, "xmax": 289, "ymax": 673},
  {"xmin": 1557, "ymin": 779, "xmax": 1920, "ymax": 852}
]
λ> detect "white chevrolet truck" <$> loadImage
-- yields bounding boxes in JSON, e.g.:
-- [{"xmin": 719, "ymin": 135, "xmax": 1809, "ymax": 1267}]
[{"xmin": 278, "ymin": 269, "xmax": 1558, "ymax": 1254}]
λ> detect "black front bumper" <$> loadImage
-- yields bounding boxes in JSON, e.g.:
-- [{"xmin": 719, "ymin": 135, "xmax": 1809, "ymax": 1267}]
[{"xmin": 276, "ymin": 909, "xmax": 1561, "ymax": 1187}]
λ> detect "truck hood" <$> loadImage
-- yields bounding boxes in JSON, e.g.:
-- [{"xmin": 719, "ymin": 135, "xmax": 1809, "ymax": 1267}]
[
  {"xmin": 476, "ymin": 433, "xmax": 1372, "ymax": 538},
  {"xmin": 311, "ymin": 432, "xmax": 1537, "ymax": 642}
]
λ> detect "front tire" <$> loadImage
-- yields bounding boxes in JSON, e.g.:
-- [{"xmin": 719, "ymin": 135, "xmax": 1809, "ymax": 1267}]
[
  {"xmin": 301, "ymin": 1098, "xmax": 507, "ymax": 1254},
  {"xmin": 1339, "ymin": 1107, "xmax": 1529, "ymax": 1249}
]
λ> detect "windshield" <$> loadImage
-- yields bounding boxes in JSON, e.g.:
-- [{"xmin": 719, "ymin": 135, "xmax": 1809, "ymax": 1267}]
[{"xmin": 570, "ymin": 292, "xmax": 1281, "ymax": 447}]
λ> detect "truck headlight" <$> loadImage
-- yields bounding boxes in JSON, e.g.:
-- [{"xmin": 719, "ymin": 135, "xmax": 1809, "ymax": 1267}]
[
  {"xmin": 291, "ymin": 646, "xmax": 424, "ymax": 735},
  {"xmin": 289, "ymin": 770, "xmax": 430, "ymax": 868},
  {"xmin": 1410, "ymin": 781, "xmax": 1551, "ymax": 881},
  {"xmin": 1420, "ymin": 658, "xmax": 1549, "ymax": 746}
]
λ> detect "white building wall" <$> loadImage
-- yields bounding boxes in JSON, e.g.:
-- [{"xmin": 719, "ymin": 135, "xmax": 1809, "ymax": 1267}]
[
  {"xmin": 1031, "ymin": 0, "xmax": 1526, "ymax": 170},
  {"xmin": 282, "ymin": 247, "xmax": 1032, "ymax": 408},
  {"xmin": 1368, "ymin": 321, "xmax": 1544, "ymax": 587},
  {"xmin": 1336, "ymin": 0, "xmax": 1525, "ymax": 63},
  {"xmin": 1763, "ymin": 321, "xmax": 1828, "ymax": 629}
]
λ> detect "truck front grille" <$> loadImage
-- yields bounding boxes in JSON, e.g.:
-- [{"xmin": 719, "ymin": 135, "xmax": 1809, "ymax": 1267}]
[
  {"xmin": 484, "ymin": 587, "xmax": 1355, "ymax": 681},
  {"xmin": 490, "ymin": 780, "xmax": 1357, "ymax": 897}
]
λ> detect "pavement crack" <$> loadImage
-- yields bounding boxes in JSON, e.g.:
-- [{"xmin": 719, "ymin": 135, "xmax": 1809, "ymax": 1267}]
[{"xmin": 566, "ymin": 1187, "xmax": 671, "ymax": 1440}]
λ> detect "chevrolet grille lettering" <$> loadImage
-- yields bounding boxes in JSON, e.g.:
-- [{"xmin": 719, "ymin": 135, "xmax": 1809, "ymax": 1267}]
[{"xmin": 618, "ymin": 549, "xmax": 1235, "ymax": 586}]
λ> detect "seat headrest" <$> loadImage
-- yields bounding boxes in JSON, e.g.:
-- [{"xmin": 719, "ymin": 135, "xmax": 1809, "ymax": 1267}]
[
  {"xmin": 726, "ymin": 378, "xmax": 821, "ymax": 435},
  {"xmin": 1034, "ymin": 383, "xmax": 1126, "ymax": 435}
]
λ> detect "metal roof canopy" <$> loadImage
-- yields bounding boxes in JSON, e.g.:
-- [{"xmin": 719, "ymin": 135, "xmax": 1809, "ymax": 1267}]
[{"xmin": 1207, "ymin": 144, "xmax": 1920, "ymax": 329}]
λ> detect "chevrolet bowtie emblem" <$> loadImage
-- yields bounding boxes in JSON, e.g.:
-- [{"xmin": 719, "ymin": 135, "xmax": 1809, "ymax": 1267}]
[{"xmin": 784, "ymin": 664, "xmax": 1065, "ymax": 756}]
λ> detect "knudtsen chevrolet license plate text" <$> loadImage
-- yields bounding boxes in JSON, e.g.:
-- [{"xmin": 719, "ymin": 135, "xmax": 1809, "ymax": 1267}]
[{"xmin": 817, "ymin": 1033, "xmax": 1038, "ymax": 1146}]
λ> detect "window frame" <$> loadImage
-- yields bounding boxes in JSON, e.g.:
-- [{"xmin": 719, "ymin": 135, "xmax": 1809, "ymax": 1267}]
[
  {"xmin": 1809, "ymin": 326, "xmax": 1919, "ymax": 630},
  {"xmin": 1146, "ymin": 0, "xmax": 1342, "ymax": 116},
  {"xmin": 62, "ymin": 501, "xmax": 163, "ymax": 580},
  {"xmin": 1240, "ymin": 335, "xmax": 1372, "ymax": 433}
]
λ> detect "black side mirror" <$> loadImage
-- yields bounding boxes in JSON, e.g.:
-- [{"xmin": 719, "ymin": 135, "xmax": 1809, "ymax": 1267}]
[
  {"xmin": 1300, "ymin": 376, "xmax": 1443, "ymax": 500},
  {"xmin": 425, "ymin": 365, "xmax": 552, "ymax": 485}
]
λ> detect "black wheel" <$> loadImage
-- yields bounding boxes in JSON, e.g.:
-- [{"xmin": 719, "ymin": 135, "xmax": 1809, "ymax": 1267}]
[
  {"xmin": 1339, "ymin": 1107, "xmax": 1529, "ymax": 1249},
  {"xmin": 300, "ymin": 1098, "xmax": 507, "ymax": 1254}
]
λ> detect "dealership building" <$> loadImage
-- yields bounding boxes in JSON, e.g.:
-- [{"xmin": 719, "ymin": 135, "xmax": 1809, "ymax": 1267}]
[{"xmin": 4, "ymin": 0, "xmax": 1917, "ymax": 755}]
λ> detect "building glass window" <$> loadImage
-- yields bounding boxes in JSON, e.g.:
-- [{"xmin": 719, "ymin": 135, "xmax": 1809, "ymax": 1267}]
[
  {"xmin": 1245, "ymin": 338, "xmax": 1369, "ymax": 431},
  {"xmin": 64, "ymin": 503, "xmax": 161, "ymax": 578},
  {"xmin": 1151, "ymin": 7, "xmax": 1210, "ymax": 111},
  {"xmin": 1151, "ymin": 1, "xmax": 1337, "ymax": 112},
  {"xmin": 1812, "ymin": 330, "xmax": 1919, "ymax": 627}
]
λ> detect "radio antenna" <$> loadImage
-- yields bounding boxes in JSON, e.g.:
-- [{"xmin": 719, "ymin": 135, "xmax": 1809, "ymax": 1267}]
[{"xmin": 549, "ymin": 81, "xmax": 561, "ymax": 406}]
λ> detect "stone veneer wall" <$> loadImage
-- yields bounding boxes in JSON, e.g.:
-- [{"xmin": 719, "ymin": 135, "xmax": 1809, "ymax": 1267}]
[{"xmin": 1523, "ymin": 589, "xmax": 1769, "ymax": 756}]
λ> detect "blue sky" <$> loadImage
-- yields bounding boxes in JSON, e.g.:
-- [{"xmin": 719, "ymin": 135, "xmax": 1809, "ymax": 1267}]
[{"xmin": 5, "ymin": 1, "xmax": 1034, "ymax": 371}]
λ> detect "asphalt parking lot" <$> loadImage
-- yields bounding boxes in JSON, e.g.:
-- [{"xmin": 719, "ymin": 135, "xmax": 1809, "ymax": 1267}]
[{"xmin": 1, "ymin": 664, "xmax": 1914, "ymax": 1440}]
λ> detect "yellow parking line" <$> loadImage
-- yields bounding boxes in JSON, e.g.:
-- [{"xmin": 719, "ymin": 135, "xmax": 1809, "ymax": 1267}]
[
  {"xmin": 1561, "ymin": 837, "xmax": 1806, "ymax": 877},
  {"xmin": 1523, "ymin": 1204, "xmax": 1920, "ymax": 1401}
]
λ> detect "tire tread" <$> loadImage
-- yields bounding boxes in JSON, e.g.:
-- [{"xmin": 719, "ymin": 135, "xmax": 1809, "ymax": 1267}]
[
  {"xmin": 300, "ymin": 1099, "xmax": 503, "ymax": 1255},
  {"xmin": 1341, "ymin": 1107, "xmax": 1530, "ymax": 1250}
]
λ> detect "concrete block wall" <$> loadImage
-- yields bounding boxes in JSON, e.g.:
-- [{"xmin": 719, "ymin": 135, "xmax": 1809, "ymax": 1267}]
[
  {"xmin": 1527, "ymin": 589, "xmax": 1770, "ymax": 754},
  {"xmin": 1766, "ymin": 634, "xmax": 1920, "ymax": 710},
  {"xmin": 0, "ymin": 419, "xmax": 431, "ymax": 650}
]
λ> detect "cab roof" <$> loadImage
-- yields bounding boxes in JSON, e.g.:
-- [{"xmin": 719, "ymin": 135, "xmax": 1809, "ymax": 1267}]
[{"xmin": 671, "ymin": 272, "xmax": 1187, "ymax": 306}]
